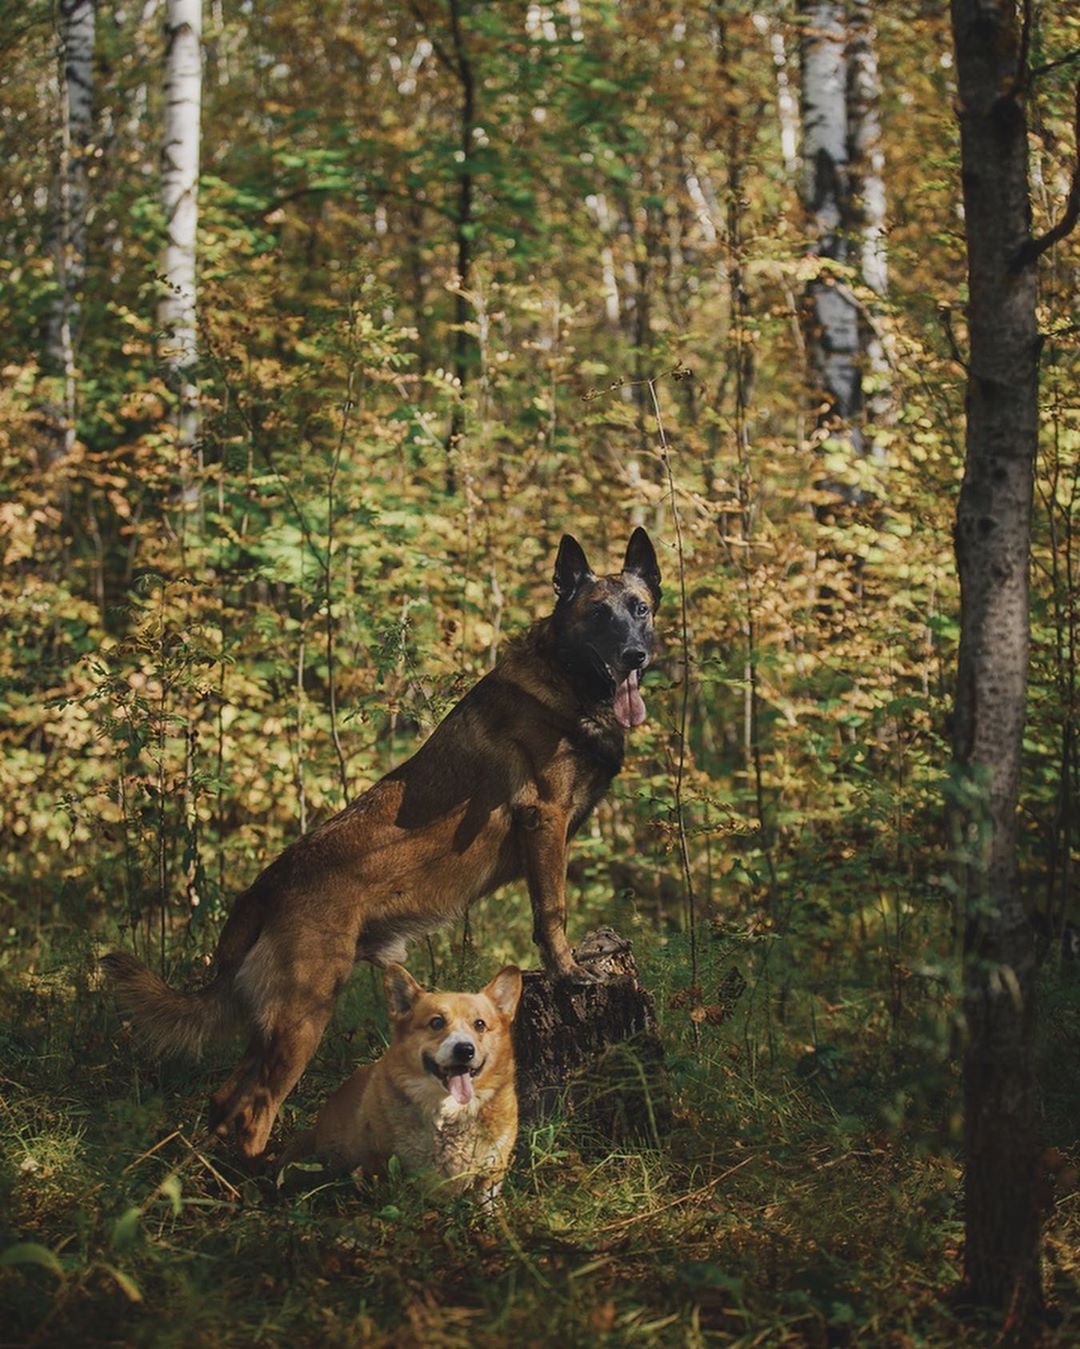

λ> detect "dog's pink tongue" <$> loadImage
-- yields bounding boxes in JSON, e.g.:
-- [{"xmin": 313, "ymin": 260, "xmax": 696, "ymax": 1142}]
[
  {"xmin": 613, "ymin": 669, "xmax": 647, "ymax": 729},
  {"xmin": 448, "ymin": 1072, "xmax": 474, "ymax": 1106}
]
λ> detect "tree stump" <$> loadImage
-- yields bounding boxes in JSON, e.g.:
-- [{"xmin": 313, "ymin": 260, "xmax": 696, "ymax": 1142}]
[{"xmin": 512, "ymin": 927, "xmax": 670, "ymax": 1147}]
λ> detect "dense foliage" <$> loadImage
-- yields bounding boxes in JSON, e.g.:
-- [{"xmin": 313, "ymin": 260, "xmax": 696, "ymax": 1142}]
[{"xmin": 1, "ymin": 1, "xmax": 1079, "ymax": 1343}]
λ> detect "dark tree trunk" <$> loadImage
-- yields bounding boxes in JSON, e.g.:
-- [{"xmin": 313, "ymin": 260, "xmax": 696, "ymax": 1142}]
[
  {"xmin": 949, "ymin": 0, "xmax": 1045, "ymax": 1324},
  {"xmin": 513, "ymin": 928, "xmax": 669, "ymax": 1147}
]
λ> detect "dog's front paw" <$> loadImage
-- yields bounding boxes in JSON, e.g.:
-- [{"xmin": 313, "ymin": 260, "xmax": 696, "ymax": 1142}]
[{"xmin": 553, "ymin": 960, "xmax": 600, "ymax": 987}]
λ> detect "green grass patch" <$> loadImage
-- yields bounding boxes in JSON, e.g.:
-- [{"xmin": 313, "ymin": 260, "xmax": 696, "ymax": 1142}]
[{"xmin": 3, "ymin": 920, "xmax": 1080, "ymax": 1345}]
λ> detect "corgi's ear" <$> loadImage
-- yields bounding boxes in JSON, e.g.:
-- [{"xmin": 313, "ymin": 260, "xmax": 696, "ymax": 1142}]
[
  {"xmin": 483, "ymin": 965, "xmax": 523, "ymax": 1022},
  {"xmin": 384, "ymin": 964, "xmax": 424, "ymax": 1017}
]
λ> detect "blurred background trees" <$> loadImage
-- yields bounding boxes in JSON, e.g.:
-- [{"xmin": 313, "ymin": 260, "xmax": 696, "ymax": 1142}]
[{"xmin": 1, "ymin": 0, "xmax": 1079, "ymax": 1328}]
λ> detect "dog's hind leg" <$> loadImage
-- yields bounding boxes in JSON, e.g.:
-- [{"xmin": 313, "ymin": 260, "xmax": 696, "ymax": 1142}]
[
  {"xmin": 233, "ymin": 1006, "xmax": 334, "ymax": 1160},
  {"xmin": 211, "ymin": 935, "xmax": 354, "ymax": 1162},
  {"xmin": 208, "ymin": 1007, "xmax": 333, "ymax": 1163},
  {"xmin": 208, "ymin": 1036, "xmax": 261, "ymax": 1143}
]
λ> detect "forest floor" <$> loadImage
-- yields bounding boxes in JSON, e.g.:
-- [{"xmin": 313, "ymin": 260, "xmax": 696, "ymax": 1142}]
[{"xmin": 3, "ymin": 923, "xmax": 1080, "ymax": 1348}]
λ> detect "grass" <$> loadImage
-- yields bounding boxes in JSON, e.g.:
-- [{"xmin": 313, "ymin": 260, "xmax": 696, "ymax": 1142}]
[{"xmin": 3, "ymin": 913, "xmax": 1080, "ymax": 1346}]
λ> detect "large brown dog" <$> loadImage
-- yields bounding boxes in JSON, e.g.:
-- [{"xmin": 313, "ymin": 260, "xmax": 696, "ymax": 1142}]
[{"xmin": 103, "ymin": 528, "xmax": 661, "ymax": 1161}]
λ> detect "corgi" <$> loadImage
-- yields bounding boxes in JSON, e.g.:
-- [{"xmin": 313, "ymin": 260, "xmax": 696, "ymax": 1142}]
[{"xmin": 283, "ymin": 963, "xmax": 523, "ymax": 1202}]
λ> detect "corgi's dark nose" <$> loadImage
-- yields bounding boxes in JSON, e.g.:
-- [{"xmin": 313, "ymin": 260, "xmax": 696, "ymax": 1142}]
[
  {"xmin": 622, "ymin": 647, "xmax": 647, "ymax": 670},
  {"xmin": 452, "ymin": 1040, "xmax": 475, "ymax": 1064}
]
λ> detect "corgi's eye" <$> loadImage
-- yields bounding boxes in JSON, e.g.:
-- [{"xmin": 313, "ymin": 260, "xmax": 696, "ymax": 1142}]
[
  {"xmin": 473, "ymin": 1018, "xmax": 487, "ymax": 1032},
  {"xmin": 632, "ymin": 599, "xmax": 649, "ymax": 618},
  {"xmin": 428, "ymin": 1015, "xmax": 446, "ymax": 1030}
]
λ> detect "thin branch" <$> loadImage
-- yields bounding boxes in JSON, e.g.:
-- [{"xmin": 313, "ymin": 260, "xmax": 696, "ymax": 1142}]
[
  {"xmin": 581, "ymin": 362, "xmax": 691, "ymax": 402},
  {"xmin": 405, "ymin": 0, "xmax": 457, "ymax": 79},
  {"xmin": 1031, "ymin": 47, "xmax": 1080, "ymax": 80},
  {"xmin": 198, "ymin": 322, "xmax": 328, "ymax": 575},
  {"xmin": 446, "ymin": 0, "xmax": 475, "ymax": 459},
  {"xmin": 122, "ymin": 1129, "xmax": 182, "ymax": 1172},
  {"xmin": 647, "ymin": 375, "xmax": 700, "ymax": 1031},
  {"xmin": 446, "ymin": 0, "xmax": 472, "ymax": 85},
  {"xmin": 254, "ymin": 183, "xmax": 335, "ymax": 220},
  {"xmin": 593, "ymin": 1155, "xmax": 756, "ymax": 1234},
  {"xmin": 580, "ymin": 364, "xmax": 699, "ymax": 1032},
  {"xmin": 938, "ymin": 302, "xmax": 969, "ymax": 370},
  {"xmin": 830, "ymin": 281, "xmax": 901, "ymax": 372},
  {"xmin": 1010, "ymin": 80, "xmax": 1080, "ymax": 272},
  {"xmin": 1015, "ymin": 0, "xmax": 1034, "ymax": 94},
  {"xmin": 324, "ymin": 354, "xmax": 355, "ymax": 802},
  {"xmin": 254, "ymin": 184, "xmax": 454, "ymax": 226}
]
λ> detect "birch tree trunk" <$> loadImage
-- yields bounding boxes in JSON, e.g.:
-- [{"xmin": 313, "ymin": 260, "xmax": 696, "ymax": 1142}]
[
  {"xmin": 42, "ymin": 0, "xmax": 95, "ymax": 469},
  {"xmin": 160, "ymin": 0, "xmax": 202, "ymax": 498},
  {"xmin": 798, "ymin": 0, "xmax": 862, "ymax": 460},
  {"xmin": 754, "ymin": 12, "xmax": 798, "ymax": 177},
  {"xmin": 798, "ymin": 1, "xmax": 891, "ymax": 473},
  {"xmin": 845, "ymin": 0, "xmax": 890, "ymax": 433},
  {"xmin": 585, "ymin": 192, "xmax": 622, "ymax": 329},
  {"xmin": 950, "ymin": 0, "xmax": 1042, "ymax": 1321},
  {"xmin": 845, "ymin": 2, "xmax": 886, "ymax": 298}
]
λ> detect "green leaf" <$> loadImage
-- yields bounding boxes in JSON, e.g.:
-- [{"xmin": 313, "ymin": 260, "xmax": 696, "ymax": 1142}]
[
  {"xmin": 111, "ymin": 1205, "xmax": 141, "ymax": 1251},
  {"xmin": 160, "ymin": 1173, "xmax": 183, "ymax": 1216},
  {"xmin": 0, "ymin": 1242, "xmax": 65, "ymax": 1278},
  {"xmin": 100, "ymin": 1263, "xmax": 143, "ymax": 1303}
]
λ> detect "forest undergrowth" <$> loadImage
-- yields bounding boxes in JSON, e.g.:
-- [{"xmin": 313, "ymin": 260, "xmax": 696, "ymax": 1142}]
[
  {"xmin": 4, "ymin": 1, "xmax": 1080, "ymax": 1342},
  {"xmin": 4, "ymin": 855, "xmax": 1080, "ymax": 1346}
]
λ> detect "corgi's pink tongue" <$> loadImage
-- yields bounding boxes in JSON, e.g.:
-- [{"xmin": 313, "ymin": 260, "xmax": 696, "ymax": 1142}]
[
  {"xmin": 447, "ymin": 1072, "xmax": 474, "ymax": 1105},
  {"xmin": 613, "ymin": 669, "xmax": 647, "ymax": 729}
]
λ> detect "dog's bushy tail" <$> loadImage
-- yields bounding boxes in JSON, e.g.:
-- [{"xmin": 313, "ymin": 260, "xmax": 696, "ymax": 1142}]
[{"xmin": 101, "ymin": 951, "xmax": 234, "ymax": 1059}]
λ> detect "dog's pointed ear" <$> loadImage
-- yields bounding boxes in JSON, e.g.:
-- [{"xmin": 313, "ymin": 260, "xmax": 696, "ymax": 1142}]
[
  {"xmin": 553, "ymin": 534, "xmax": 593, "ymax": 602},
  {"xmin": 622, "ymin": 527, "xmax": 661, "ymax": 605},
  {"xmin": 384, "ymin": 964, "xmax": 424, "ymax": 1017},
  {"xmin": 482, "ymin": 965, "xmax": 523, "ymax": 1022}
]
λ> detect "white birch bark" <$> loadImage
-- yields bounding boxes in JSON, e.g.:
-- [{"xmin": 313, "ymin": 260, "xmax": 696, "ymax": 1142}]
[
  {"xmin": 846, "ymin": 1, "xmax": 887, "ymax": 298},
  {"xmin": 561, "ymin": 0, "xmax": 585, "ymax": 43},
  {"xmin": 753, "ymin": 13, "xmax": 799, "ymax": 176},
  {"xmin": 846, "ymin": 0, "xmax": 890, "ymax": 438},
  {"xmin": 42, "ymin": 0, "xmax": 95, "ymax": 466},
  {"xmin": 799, "ymin": 0, "xmax": 861, "ymax": 459},
  {"xmin": 160, "ymin": 0, "xmax": 202, "ymax": 485},
  {"xmin": 585, "ymin": 192, "xmax": 621, "ymax": 327}
]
